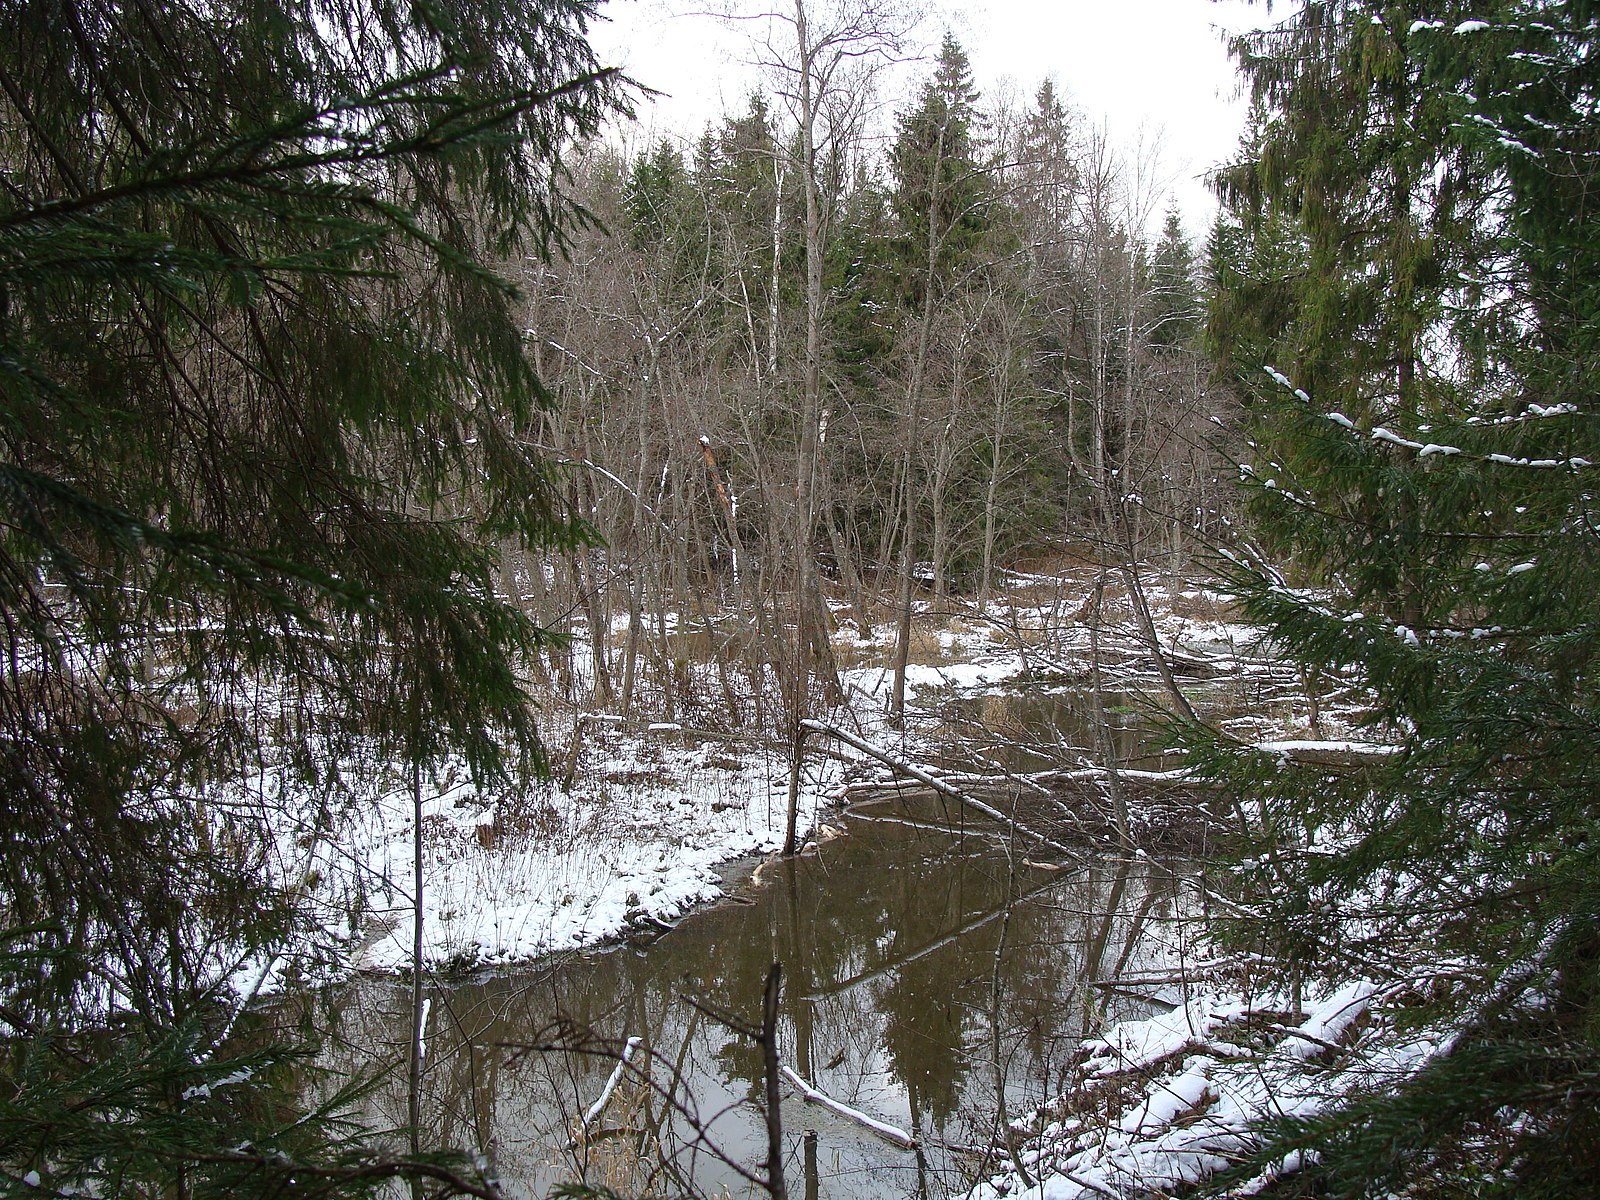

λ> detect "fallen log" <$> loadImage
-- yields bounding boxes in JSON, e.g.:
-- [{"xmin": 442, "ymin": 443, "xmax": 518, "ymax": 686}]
[
  {"xmin": 1252, "ymin": 740, "xmax": 1402, "ymax": 772},
  {"xmin": 779, "ymin": 1064, "xmax": 918, "ymax": 1150}
]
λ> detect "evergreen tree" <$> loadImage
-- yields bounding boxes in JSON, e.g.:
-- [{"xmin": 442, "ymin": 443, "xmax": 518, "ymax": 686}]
[
  {"xmin": 1213, "ymin": 1, "xmax": 1493, "ymax": 425},
  {"xmin": 1, "ymin": 0, "xmax": 622, "ymax": 1016},
  {"xmin": 889, "ymin": 32, "xmax": 991, "ymax": 292},
  {"xmin": 1200, "ymin": 2, "xmax": 1600, "ymax": 1193},
  {"xmin": 625, "ymin": 139, "xmax": 692, "ymax": 251},
  {"xmin": 1146, "ymin": 207, "xmax": 1198, "ymax": 351},
  {"xmin": 1, "ymin": 0, "xmax": 622, "ymax": 1188}
]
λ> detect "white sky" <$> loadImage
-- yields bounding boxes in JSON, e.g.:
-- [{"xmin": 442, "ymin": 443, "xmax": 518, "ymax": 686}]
[{"xmin": 590, "ymin": 0, "xmax": 1287, "ymax": 237}]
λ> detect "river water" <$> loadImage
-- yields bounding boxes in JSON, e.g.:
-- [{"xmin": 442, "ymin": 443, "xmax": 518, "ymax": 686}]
[{"xmin": 299, "ymin": 780, "xmax": 1188, "ymax": 1200}]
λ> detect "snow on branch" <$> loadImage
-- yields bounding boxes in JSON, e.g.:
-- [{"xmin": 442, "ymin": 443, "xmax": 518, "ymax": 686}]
[
  {"xmin": 779, "ymin": 1065, "xmax": 919, "ymax": 1149},
  {"xmin": 1262, "ymin": 367, "xmax": 1591, "ymax": 471}
]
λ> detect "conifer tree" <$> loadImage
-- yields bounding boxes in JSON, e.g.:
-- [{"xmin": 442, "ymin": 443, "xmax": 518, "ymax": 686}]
[
  {"xmin": 1, "ymin": 0, "xmax": 622, "ymax": 1017},
  {"xmin": 1201, "ymin": 2, "xmax": 1600, "ymax": 1192},
  {"xmin": 1, "ymin": 0, "xmax": 622, "ymax": 1189},
  {"xmin": 1147, "ymin": 208, "xmax": 1198, "ymax": 352},
  {"xmin": 889, "ymin": 33, "xmax": 991, "ymax": 288},
  {"xmin": 885, "ymin": 32, "xmax": 992, "ymax": 717}
]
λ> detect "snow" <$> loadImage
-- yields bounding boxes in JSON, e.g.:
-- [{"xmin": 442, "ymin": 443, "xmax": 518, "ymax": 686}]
[
  {"xmin": 583, "ymin": 1036, "xmax": 642, "ymax": 1127},
  {"xmin": 1372, "ymin": 426, "xmax": 1424, "ymax": 451},
  {"xmin": 1487, "ymin": 453, "xmax": 1570, "ymax": 468},
  {"xmin": 182, "ymin": 1067, "xmax": 256, "ymax": 1102},
  {"xmin": 1084, "ymin": 1000, "xmax": 1232, "ymax": 1075},
  {"xmin": 1253, "ymin": 739, "xmax": 1400, "ymax": 757},
  {"xmin": 780, "ymin": 1065, "xmax": 919, "ymax": 1149},
  {"xmin": 1118, "ymin": 1065, "xmax": 1210, "ymax": 1133},
  {"xmin": 900, "ymin": 657, "xmax": 1024, "ymax": 692},
  {"xmin": 1285, "ymin": 981, "xmax": 1377, "ymax": 1060},
  {"xmin": 223, "ymin": 721, "xmax": 836, "ymax": 980},
  {"xmin": 969, "ymin": 979, "xmax": 1438, "ymax": 1200},
  {"xmin": 347, "ymin": 754, "xmax": 808, "ymax": 971},
  {"xmin": 1262, "ymin": 365, "xmax": 1311, "ymax": 403}
]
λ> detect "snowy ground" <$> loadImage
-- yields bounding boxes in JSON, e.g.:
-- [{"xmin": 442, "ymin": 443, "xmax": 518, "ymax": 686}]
[
  {"xmin": 227, "ymin": 580, "xmax": 1028, "ymax": 989},
  {"xmin": 228, "ymin": 568, "xmax": 1262, "ymax": 987},
  {"xmin": 234, "ymin": 720, "xmax": 834, "ymax": 985},
  {"xmin": 965, "ymin": 966, "xmax": 1451, "ymax": 1199}
]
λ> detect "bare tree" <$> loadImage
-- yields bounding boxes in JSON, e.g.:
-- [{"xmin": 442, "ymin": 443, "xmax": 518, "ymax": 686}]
[{"xmin": 735, "ymin": 0, "xmax": 909, "ymax": 669}]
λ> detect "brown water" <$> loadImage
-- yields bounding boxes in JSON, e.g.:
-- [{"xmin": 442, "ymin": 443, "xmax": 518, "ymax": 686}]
[
  {"xmin": 938, "ymin": 687, "xmax": 1175, "ymax": 774},
  {"xmin": 297, "ymin": 795, "xmax": 1185, "ymax": 1200}
]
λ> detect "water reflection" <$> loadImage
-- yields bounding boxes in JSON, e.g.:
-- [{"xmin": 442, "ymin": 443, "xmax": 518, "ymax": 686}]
[
  {"xmin": 940, "ymin": 688, "xmax": 1174, "ymax": 774},
  {"xmin": 297, "ymin": 799, "xmax": 1184, "ymax": 1199}
]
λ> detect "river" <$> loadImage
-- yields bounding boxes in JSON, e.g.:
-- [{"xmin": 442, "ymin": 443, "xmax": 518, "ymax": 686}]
[{"xmin": 293, "ymin": 773, "xmax": 1189, "ymax": 1200}]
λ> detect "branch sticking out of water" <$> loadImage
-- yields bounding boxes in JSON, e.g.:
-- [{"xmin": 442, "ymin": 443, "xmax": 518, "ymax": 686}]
[
  {"xmin": 582, "ymin": 1035, "xmax": 642, "ymax": 1129},
  {"xmin": 778, "ymin": 1065, "xmax": 919, "ymax": 1150},
  {"xmin": 798, "ymin": 720, "xmax": 1079, "ymax": 856}
]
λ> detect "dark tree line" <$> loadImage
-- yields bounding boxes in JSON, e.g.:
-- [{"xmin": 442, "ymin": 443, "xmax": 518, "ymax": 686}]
[{"xmin": 511, "ymin": 31, "xmax": 1229, "ymax": 731}]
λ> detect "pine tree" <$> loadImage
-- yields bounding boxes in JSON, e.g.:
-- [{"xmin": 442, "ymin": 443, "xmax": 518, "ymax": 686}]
[{"xmin": 1200, "ymin": 2, "xmax": 1600, "ymax": 1192}]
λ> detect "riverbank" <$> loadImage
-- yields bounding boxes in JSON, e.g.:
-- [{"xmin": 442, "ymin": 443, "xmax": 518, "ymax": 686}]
[
  {"xmin": 239, "ymin": 565, "xmax": 1273, "ymax": 994},
  {"xmin": 274, "ymin": 562, "xmax": 1413, "ymax": 1199}
]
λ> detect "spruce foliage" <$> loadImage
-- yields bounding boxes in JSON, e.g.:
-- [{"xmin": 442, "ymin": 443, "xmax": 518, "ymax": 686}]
[
  {"xmin": 0, "ymin": 0, "xmax": 623, "ymax": 1019},
  {"xmin": 1202, "ymin": 1, "xmax": 1600, "ymax": 1193},
  {"xmin": 0, "ymin": 934, "xmax": 496, "ymax": 1197},
  {"xmin": 1147, "ymin": 208, "xmax": 1198, "ymax": 352},
  {"xmin": 3, "ymin": 0, "xmax": 624, "ymax": 1190},
  {"xmin": 889, "ymin": 33, "xmax": 991, "ymax": 292}
]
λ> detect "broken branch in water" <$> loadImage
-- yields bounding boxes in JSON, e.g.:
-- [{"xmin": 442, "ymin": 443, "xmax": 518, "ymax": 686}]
[
  {"xmin": 798, "ymin": 720, "xmax": 1078, "ymax": 855},
  {"xmin": 582, "ymin": 1035, "xmax": 643, "ymax": 1129},
  {"xmin": 778, "ymin": 1064, "xmax": 919, "ymax": 1150}
]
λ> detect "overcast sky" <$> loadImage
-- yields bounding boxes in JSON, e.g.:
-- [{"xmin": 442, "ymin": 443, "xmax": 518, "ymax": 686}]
[{"xmin": 590, "ymin": 0, "xmax": 1286, "ymax": 235}]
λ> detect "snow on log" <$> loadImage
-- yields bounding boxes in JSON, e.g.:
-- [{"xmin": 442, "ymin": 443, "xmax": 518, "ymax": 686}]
[
  {"xmin": 1253, "ymin": 740, "xmax": 1402, "ymax": 772},
  {"xmin": 582, "ymin": 1035, "xmax": 643, "ymax": 1129},
  {"xmin": 779, "ymin": 1064, "xmax": 919, "ymax": 1149}
]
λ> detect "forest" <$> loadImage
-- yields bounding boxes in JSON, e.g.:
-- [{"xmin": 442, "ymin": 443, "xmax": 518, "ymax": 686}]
[{"xmin": 1, "ymin": 0, "xmax": 1597, "ymax": 1197}]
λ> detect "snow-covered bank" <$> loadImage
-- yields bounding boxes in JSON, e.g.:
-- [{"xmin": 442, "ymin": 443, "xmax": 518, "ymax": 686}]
[
  {"xmin": 239, "ymin": 720, "xmax": 836, "ymax": 985},
  {"xmin": 344, "ymin": 724, "xmax": 830, "ymax": 972},
  {"xmin": 235, "ymin": 569, "xmax": 1289, "ymax": 997},
  {"xmin": 232, "ymin": 578, "xmax": 1052, "ymax": 985},
  {"xmin": 967, "ymin": 971, "xmax": 1450, "ymax": 1200}
]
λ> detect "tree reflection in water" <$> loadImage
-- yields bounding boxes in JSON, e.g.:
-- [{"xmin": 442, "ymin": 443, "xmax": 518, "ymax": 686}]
[{"xmin": 294, "ymin": 795, "xmax": 1187, "ymax": 1199}]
